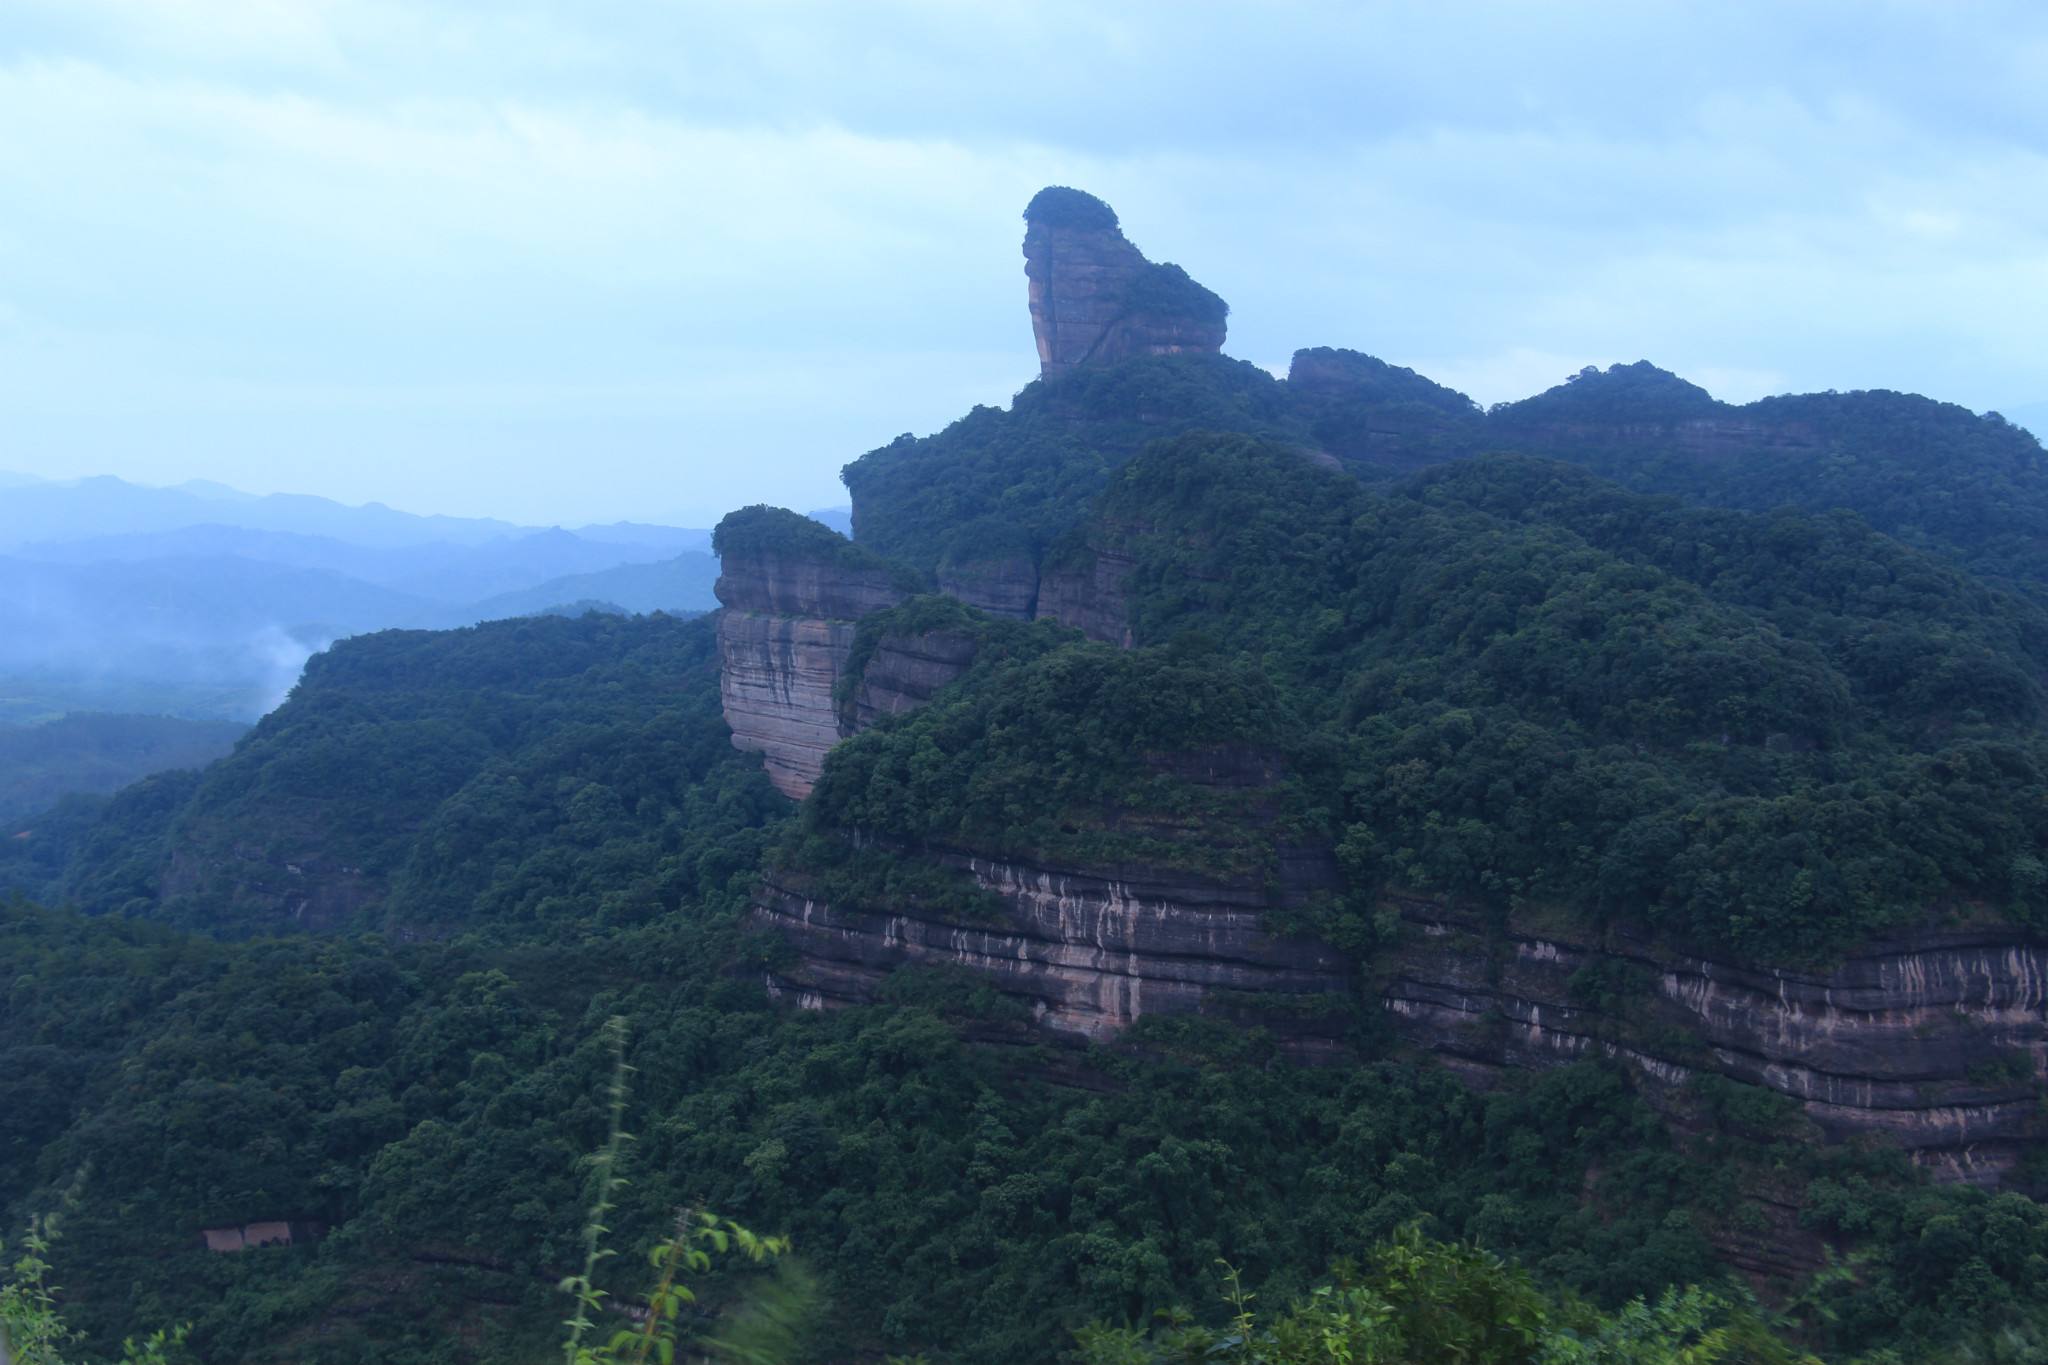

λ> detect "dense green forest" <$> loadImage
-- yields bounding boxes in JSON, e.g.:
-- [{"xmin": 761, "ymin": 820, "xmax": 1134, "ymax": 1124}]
[
  {"xmin": 0, "ymin": 713, "xmax": 245, "ymax": 827},
  {"xmin": 0, "ymin": 613, "xmax": 778, "ymax": 937},
  {"xmin": 7, "ymin": 886, "xmax": 2047, "ymax": 1364},
  {"xmin": 819, "ymin": 434, "xmax": 2048, "ymax": 961},
  {"xmin": 3, "ymin": 608, "xmax": 2044, "ymax": 1362},
  {"xmin": 8, "ymin": 341, "xmax": 2048, "ymax": 1362},
  {"xmin": 842, "ymin": 352, "xmax": 2048, "ymax": 602}
]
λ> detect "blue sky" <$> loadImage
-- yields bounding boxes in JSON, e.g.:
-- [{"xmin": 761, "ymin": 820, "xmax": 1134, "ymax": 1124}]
[{"xmin": 2, "ymin": 1, "xmax": 2044, "ymax": 526}]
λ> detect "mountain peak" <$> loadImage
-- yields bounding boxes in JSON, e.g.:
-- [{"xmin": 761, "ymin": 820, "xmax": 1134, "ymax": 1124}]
[
  {"xmin": 1023, "ymin": 185, "xmax": 1120, "ymax": 231},
  {"xmin": 1020, "ymin": 186, "xmax": 1227, "ymax": 377}
]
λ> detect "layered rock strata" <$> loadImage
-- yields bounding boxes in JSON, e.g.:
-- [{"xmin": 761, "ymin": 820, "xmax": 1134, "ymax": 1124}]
[
  {"xmin": 1379, "ymin": 901, "xmax": 2048, "ymax": 1184},
  {"xmin": 758, "ymin": 869, "xmax": 2047, "ymax": 1182},
  {"xmin": 757, "ymin": 849, "xmax": 1352, "ymax": 1048},
  {"xmin": 1035, "ymin": 533, "xmax": 1138, "ymax": 647},
  {"xmin": 714, "ymin": 549, "xmax": 912, "ymax": 799},
  {"xmin": 844, "ymin": 628, "xmax": 982, "ymax": 731},
  {"xmin": 1023, "ymin": 187, "xmax": 1227, "ymax": 378}
]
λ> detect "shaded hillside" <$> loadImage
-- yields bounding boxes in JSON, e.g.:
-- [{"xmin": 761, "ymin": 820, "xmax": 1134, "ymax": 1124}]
[
  {"xmin": 10, "ymin": 612, "xmax": 781, "ymax": 934},
  {"xmin": 845, "ymin": 348, "xmax": 2048, "ymax": 614},
  {"xmin": 1490, "ymin": 363, "xmax": 2048, "ymax": 589},
  {"xmin": 0, "ymin": 546, "xmax": 724, "ymax": 724},
  {"xmin": 842, "ymin": 353, "xmax": 1301, "ymax": 595},
  {"xmin": 0, "ymin": 712, "xmax": 246, "ymax": 826}
]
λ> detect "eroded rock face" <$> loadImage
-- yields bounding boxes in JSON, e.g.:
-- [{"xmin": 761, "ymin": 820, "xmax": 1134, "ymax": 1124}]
[
  {"xmin": 717, "ymin": 611, "xmax": 861, "ymax": 800},
  {"xmin": 846, "ymin": 629, "xmax": 981, "ymax": 730},
  {"xmin": 1380, "ymin": 901, "xmax": 2048, "ymax": 1185},
  {"xmin": 714, "ymin": 550, "xmax": 907, "ymax": 620},
  {"xmin": 759, "ymin": 863, "xmax": 2048, "ymax": 1181},
  {"xmin": 935, "ymin": 554, "xmax": 1040, "ymax": 619},
  {"xmin": 1035, "ymin": 534, "xmax": 1137, "ymax": 647},
  {"xmin": 757, "ymin": 848, "xmax": 1352, "ymax": 1047},
  {"xmin": 160, "ymin": 842, "xmax": 379, "ymax": 934},
  {"xmin": 714, "ymin": 549, "xmax": 912, "ymax": 799},
  {"xmin": 1023, "ymin": 187, "xmax": 1227, "ymax": 378}
]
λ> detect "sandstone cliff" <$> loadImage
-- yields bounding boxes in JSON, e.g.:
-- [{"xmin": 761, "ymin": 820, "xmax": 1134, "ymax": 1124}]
[
  {"xmin": 1379, "ymin": 900, "xmax": 2048, "ymax": 1186},
  {"xmin": 1034, "ymin": 522, "xmax": 1140, "ymax": 647},
  {"xmin": 712, "ymin": 509, "xmax": 919, "ymax": 799},
  {"xmin": 1023, "ymin": 187, "xmax": 1228, "ymax": 378},
  {"xmin": 757, "ymin": 853, "xmax": 2048, "ymax": 1183},
  {"xmin": 757, "ymin": 849, "xmax": 1352, "ymax": 1050}
]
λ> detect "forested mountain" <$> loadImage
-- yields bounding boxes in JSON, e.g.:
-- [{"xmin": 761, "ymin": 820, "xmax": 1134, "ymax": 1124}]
[
  {"xmin": 10, "ymin": 615, "xmax": 2043, "ymax": 1365},
  {"xmin": 6, "ymin": 189, "xmax": 2048, "ymax": 1365}
]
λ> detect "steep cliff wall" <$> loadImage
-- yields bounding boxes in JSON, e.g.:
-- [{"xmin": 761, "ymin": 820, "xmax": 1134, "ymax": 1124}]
[
  {"xmin": 716, "ymin": 612, "xmax": 858, "ymax": 800},
  {"xmin": 760, "ymin": 868, "xmax": 2048, "ymax": 1181},
  {"xmin": 934, "ymin": 554, "xmax": 1040, "ymax": 620},
  {"xmin": 1035, "ymin": 529, "xmax": 1138, "ymax": 647},
  {"xmin": 1023, "ymin": 187, "xmax": 1227, "ymax": 378},
  {"xmin": 1378, "ymin": 902, "xmax": 2048, "ymax": 1185},
  {"xmin": 844, "ymin": 628, "xmax": 982, "ymax": 730},
  {"xmin": 757, "ymin": 847, "xmax": 1352, "ymax": 1050},
  {"xmin": 713, "ymin": 532, "xmax": 914, "ymax": 800}
]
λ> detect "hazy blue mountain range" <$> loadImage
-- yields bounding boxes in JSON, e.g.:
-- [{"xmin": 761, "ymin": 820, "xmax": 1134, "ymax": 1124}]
[
  {"xmin": 0, "ymin": 473, "xmax": 536, "ymax": 549},
  {"xmin": 463, "ymin": 552, "xmax": 724, "ymax": 620},
  {"xmin": 0, "ymin": 475, "xmax": 854, "ymax": 727},
  {"xmin": 16, "ymin": 523, "xmax": 701, "ymax": 603}
]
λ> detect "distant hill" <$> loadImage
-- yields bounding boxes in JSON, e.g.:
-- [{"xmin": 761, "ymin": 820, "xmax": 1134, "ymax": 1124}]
[
  {"xmin": 462, "ymin": 551, "xmax": 721, "ymax": 621},
  {"xmin": 0, "ymin": 475, "xmax": 532, "ymax": 550},
  {"xmin": 20, "ymin": 524, "xmax": 694, "ymax": 604},
  {"xmin": 0, "ymin": 476, "xmax": 732, "ymax": 719},
  {"xmin": 806, "ymin": 506, "xmax": 854, "ymax": 535}
]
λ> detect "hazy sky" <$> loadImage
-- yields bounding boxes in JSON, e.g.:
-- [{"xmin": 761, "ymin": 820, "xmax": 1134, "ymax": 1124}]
[{"xmin": 3, "ymin": 1, "xmax": 2045, "ymax": 527}]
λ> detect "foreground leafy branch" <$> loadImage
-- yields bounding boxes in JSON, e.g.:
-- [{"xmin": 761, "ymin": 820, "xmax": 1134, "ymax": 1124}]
[{"xmin": 559, "ymin": 1016, "xmax": 791, "ymax": 1365}]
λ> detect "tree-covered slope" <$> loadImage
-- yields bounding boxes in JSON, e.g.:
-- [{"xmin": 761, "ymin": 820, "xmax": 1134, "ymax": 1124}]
[
  {"xmin": 819, "ymin": 432, "xmax": 2048, "ymax": 962},
  {"xmin": 1490, "ymin": 363, "xmax": 2048, "ymax": 590},
  {"xmin": 4, "ymin": 612, "xmax": 782, "ymax": 935},
  {"xmin": 842, "ymin": 353, "xmax": 1304, "ymax": 577},
  {"xmin": 844, "ymin": 350, "xmax": 2048, "ymax": 609},
  {"xmin": 8, "ymin": 893, "xmax": 2045, "ymax": 1365},
  {"xmin": 8, "ymin": 446, "xmax": 2048, "ymax": 1361}
]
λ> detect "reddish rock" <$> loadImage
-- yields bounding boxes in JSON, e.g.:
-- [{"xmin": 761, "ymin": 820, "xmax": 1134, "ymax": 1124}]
[
  {"xmin": 1022, "ymin": 187, "xmax": 1227, "ymax": 378},
  {"xmin": 713, "ymin": 536, "xmax": 913, "ymax": 801}
]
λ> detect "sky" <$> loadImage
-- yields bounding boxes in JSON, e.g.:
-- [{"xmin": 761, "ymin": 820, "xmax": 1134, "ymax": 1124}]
[{"xmin": 1, "ymin": 1, "xmax": 2044, "ymax": 528}]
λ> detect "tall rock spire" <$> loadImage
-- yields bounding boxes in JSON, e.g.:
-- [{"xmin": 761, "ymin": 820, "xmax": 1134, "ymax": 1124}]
[{"xmin": 1021, "ymin": 187, "xmax": 1228, "ymax": 378}]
